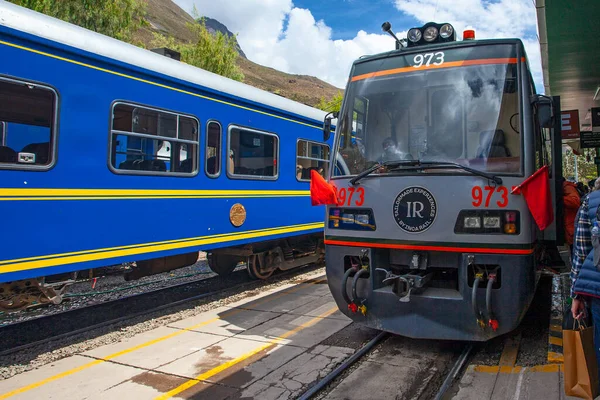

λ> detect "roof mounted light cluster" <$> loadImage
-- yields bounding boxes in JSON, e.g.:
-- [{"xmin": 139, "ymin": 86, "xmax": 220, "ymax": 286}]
[{"xmin": 406, "ymin": 22, "xmax": 456, "ymax": 47}]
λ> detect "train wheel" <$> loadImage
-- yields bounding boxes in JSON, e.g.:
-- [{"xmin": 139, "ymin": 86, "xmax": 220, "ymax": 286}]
[
  {"xmin": 247, "ymin": 254, "xmax": 274, "ymax": 280},
  {"xmin": 207, "ymin": 253, "xmax": 240, "ymax": 276}
]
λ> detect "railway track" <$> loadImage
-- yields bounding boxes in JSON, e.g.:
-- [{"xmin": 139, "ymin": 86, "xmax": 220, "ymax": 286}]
[
  {"xmin": 0, "ymin": 263, "xmax": 321, "ymax": 357},
  {"xmin": 297, "ymin": 331, "xmax": 474, "ymax": 400}
]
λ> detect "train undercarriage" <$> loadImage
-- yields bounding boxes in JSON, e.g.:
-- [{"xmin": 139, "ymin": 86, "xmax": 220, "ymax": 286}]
[
  {"xmin": 0, "ymin": 233, "xmax": 324, "ymax": 312},
  {"xmin": 207, "ymin": 234, "xmax": 325, "ymax": 279}
]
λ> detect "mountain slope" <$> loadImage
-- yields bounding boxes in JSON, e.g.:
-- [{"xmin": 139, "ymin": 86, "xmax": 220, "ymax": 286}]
[
  {"xmin": 203, "ymin": 16, "xmax": 247, "ymax": 58},
  {"xmin": 133, "ymin": 0, "xmax": 341, "ymax": 107}
]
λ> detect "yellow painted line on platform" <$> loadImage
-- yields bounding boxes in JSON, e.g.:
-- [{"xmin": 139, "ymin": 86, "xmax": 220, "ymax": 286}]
[
  {"xmin": 0, "ymin": 276, "xmax": 326, "ymax": 399},
  {"xmin": 499, "ymin": 333, "xmax": 521, "ymax": 367},
  {"xmin": 549, "ymin": 336, "xmax": 563, "ymax": 346},
  {"xmin": 472, "ymin": 364, "xmax": 561, "ymax": 374},
  {"xmin": 548, "ymin": 351, "xmax": 564, "ymax": 363},
  {"xmin": 154, "ymin": 306, "xmax": 339, "ymax": 400},
  {"xmin": 550, "ymin": 324, "xmax": 562, "ymax": 333}
]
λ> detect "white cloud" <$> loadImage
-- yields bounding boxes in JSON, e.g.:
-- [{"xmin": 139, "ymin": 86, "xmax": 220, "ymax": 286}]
[
  {"xmin": 172, "ymin": 0, "xmax": 543, "ymax": 92},
  {"xmin": 394, "ymin": 0, "xmax": 544, "ymax": 92},
  {"xmin": 172, "ymin": 0, "xmax": 394, "ymax": 88}
]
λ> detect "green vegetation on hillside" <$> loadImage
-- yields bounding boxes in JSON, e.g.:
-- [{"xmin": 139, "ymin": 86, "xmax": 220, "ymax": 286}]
[
  {"xmin": 9, "ymin": 0, "xmax": 147, "ymax": 43},
  {"xmin": 9, "ymin": 0, "xmax": 341, "ymax": 108},
  {"xmin": 316, "ymin": 91, "xmax": 344, "ymax": 113}
]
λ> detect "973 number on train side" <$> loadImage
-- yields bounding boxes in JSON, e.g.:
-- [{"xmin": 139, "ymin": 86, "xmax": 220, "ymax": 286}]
[
  {"xmin": 336, "ymin": 187, "xmax": 365, "ymax": 206},
  {"xmin": 471, "ymin": 185, "xmax": 509, "ymax": 208}
]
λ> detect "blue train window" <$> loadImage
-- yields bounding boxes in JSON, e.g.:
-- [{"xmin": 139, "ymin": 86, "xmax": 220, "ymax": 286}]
[
  {"xmin": 205, "ymin": 121, "xmax": 221, "ymax": 177},
  {"xmin": 0, "ymin": 77, "xmax": 56, "ymax": 169},
  {"xmin": 110, "ymin": 102, "xmax": 199, "ymax": 176},
  {"xmin": 228, "ymin": 126, "xmax": 278, "ymax": 180},
  {"xmin": 296, "ymin": 139, "xmax": 330, "ymax": 181}
]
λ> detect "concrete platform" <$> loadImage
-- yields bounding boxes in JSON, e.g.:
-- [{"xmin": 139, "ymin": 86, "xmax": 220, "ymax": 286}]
[{"xmin": 0, "ymin": 274, "xmax": 353, "ymax": 400}]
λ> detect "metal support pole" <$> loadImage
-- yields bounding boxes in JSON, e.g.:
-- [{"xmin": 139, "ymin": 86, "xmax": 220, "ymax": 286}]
[{"xmin": 596, "ymin": 148, "xmax": 600, "ymax": 177}]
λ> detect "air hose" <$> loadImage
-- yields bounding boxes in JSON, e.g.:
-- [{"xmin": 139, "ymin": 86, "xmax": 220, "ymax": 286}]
[
  {"xmin": 341, "ymin": 266, "xmax": 357, "ymax": 305},
  {"xmin": 351, "ymin": 268, "xmax": 369, "ymax": 315},
  {"xmin": 351, "ymin": 268, "xmax": 369, "ymax": 304},
  {"xmin": 471, "ymin": 275, "xmax": 481, "ymax": 318},
  {"xmin": 486, "ymin": 272, "xmax": 498, "ymax": 331}
]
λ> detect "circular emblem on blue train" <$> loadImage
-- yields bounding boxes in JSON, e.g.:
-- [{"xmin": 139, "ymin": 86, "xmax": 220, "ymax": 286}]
[{"xmin": 393, "ymin": 186, "xmax": 437, "ymax": 233}]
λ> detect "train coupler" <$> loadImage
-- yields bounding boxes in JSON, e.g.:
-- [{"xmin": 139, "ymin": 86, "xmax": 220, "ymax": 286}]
[{"xmin": 375, "ymin": 268, "xmax": 432, "ymax": 302}]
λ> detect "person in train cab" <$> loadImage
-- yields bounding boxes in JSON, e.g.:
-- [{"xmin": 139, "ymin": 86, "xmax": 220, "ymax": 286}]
[
  {"xmin": 570, "ymin": 186, "xmax": 600, "ymax": 382},
  {"xmin": 378, "ymin": 137, "xmax": 412, "ymax": 163},
  {"xmin": 563, "ymin": 177, "xmax": 582, "ymax": 254},
  {"xmin": 376, "ymin": 137, "xmax": 412, "ymax": 173}
]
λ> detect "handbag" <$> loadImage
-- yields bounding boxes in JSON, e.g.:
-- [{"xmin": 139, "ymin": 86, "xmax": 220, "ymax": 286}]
[{"xmin": 563, "ymin": 318, "xmax": 599, "ymax": 399}]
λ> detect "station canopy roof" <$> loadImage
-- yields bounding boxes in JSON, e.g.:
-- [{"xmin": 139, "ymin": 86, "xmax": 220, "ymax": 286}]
[{"xmin": 536, "ymin": 0, "xmax": 600, "ymax": 154}]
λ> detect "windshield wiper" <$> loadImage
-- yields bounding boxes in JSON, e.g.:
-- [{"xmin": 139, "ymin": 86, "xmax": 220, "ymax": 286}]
[
  {"xmin": 349, "ymin": 160, "xmax": 418, "ymax": 185},
  {"xmin": 389, "ymin": 160, "xmax": 502, "ymax": 184}
]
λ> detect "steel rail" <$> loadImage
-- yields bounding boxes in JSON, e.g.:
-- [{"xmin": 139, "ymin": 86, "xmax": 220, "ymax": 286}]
[
  {"xmin": 297, "ymin": 331, "xmax": 388, "ymax": 400},
  {"xmin": 434, "ymin": 344, "xmax": 475, "ymax": 400}
]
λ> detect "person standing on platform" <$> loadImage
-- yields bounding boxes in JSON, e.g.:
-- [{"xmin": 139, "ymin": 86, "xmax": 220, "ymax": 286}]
[
  {"xmin": 564, "ymin": 177, "xmax": 582, "ymax": 254},
  {"xmin": 571, "ymin": 189, "xmax": 600, "ymax": 382}
]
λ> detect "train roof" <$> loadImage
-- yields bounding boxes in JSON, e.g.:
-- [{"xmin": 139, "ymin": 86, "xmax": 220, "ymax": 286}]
[
  {"xmin": 353, "ymin": 38, "xmax": 524, "ymax": 66},
  {"xmin": 0, "ymin": 2, "xmax": 328, "ymax": 124}
]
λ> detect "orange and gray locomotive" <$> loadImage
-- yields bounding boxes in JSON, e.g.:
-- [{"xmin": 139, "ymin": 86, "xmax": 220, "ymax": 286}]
[{"xmin": 320, "ymin": 22, "xmax": 564, "ymax": 341}]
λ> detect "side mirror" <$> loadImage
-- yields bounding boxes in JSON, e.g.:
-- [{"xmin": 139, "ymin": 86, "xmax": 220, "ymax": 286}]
[
  {"xmin": 323, "ymin": 117, "xmax": 332, "ymax": 141},
  {"xmin": 532, "ymin": 95, "xmax": 554, "ymax": 128},
  {"xmin": 322, "ymin": 111, "xmax": 338, "ymax": 141}
]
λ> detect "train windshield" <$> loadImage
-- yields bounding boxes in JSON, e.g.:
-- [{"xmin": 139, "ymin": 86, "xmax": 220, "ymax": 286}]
[{"xmin": 333, "ymin": 44, "xmax": 522, "ymax": 178}]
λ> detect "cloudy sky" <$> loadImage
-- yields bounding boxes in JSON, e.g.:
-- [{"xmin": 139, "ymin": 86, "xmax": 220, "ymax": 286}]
[{"xmin": 172, "ymin": 0, "xmax": 543, "ymax": 92}]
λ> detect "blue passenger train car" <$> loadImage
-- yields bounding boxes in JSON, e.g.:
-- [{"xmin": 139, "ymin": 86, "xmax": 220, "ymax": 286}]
[{"xmin": 0, "ymin": 3, "xmax": 332, "ymax": 309}]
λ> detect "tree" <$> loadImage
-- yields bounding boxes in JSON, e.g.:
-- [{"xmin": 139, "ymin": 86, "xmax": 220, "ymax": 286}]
[
  {"xmin": 152, "ymin": 7, "xmax": 244, "ymax": 82},
  {"xmin": 563, "ymin": 148, "xmax": 599, "ymax": 183},
  {"xmin": 9, "ymin": 0, "xmax": 147, "ymax": 42},
  {"xmin": 316, "ymin": 91, "xmax": 344, "ymax": 113}
]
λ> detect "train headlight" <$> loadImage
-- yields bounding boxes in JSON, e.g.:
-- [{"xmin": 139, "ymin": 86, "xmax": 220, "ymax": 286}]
[
  {"xmin": 329, "ymin": 208, "xmax": 376, "ymax": 231},
  {"xmin": 355, "ymin": 214, "xmax": 370, "ymax": 225},
  {"xmin": 464, "ymin": 216, "xmax": 481, "ymax": 228},
  {"xmin": 405, "ymin": 22, "xmax": 456, "ymax": 47},
  {"xmin": 407, "ymin": 28, "xmax": 422, "ymax": 43},
  {"xmin": 455, "ymin": 210, "xmax": 520, "ymax": 234},
  {"xmin": 439, "ymin": 24, "xmax": 454, "ymax": 39},
  {"xmin": 423, "ymin": 26, "xmax": 438, "ymax": 42},
  {"xmin": 483, "ymin": 216, "xmax": 501, "ymax": 229}
]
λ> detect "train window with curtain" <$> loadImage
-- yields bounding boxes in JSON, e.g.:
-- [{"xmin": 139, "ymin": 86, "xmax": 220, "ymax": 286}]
[
  {"xmin": 110, "ymin": 102, "xmax": 199, "ymax": 176},
  {"xmin": 0, "ymin": 77, "xmax": 57, "ymax": 169},
  {"xmin": 296, "ymin": 140, "xmax": 330, "ymax": 181},
  {"xmin": 227, "ymin": 126, "xmax": 278, "ymax": 179},
  {"xmin": 205, "ymin": 121, "xmax": 221, "ymax": 177}
]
